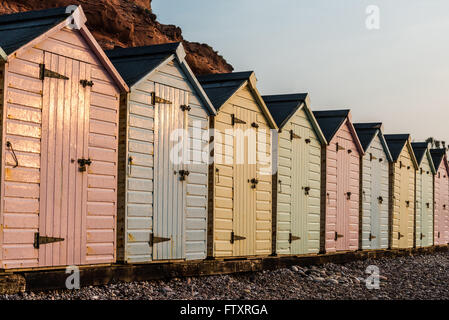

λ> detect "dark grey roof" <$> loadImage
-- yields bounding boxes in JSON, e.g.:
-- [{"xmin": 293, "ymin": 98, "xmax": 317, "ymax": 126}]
[
  {"xmin": 313, "ymin": 110, "xmax": 350, "ymax": 142},
  {"xmin": 384, "ymin": 134, "xmax": 410, "ymax": 161},
  {"xmin": 411, "ymin": 142, "xmax": 428, "ymax": 165},
  {"xmin": 106, "ymin": 43, "xmax": 181, "ymax": 87},
  {"xmin": 353, "ymin": 123, "xmax": 382, "ymax": 152},
  {"xmin": 430, "ymin": 148, "xmax": 446, "ymax": 169},
  {"xmin": 0, "ymin": 6, "xmax": 71, "ymax": 55},
  {"xmin": 198, "ymin": 72, "xmax": 254, "ymax": 110},
  {"xmin": 262, "ymin": 94, "xmax": 307, "ymax": 128}
]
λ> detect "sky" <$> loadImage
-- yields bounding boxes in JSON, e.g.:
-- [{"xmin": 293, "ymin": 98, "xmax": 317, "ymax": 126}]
[{"xmin": 152, "ymin": 0, "xmax": 449, "ymax": 144}]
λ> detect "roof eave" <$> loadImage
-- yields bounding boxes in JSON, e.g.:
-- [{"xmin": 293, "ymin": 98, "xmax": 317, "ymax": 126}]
[
  {"xmin": 303, "ymin": 101, "xmax": 327, "ymax": 145},
  {"xmin": 247, "ymin": 73, "xmax": 278, "ymax": 130},
  {"xmin": 0, "ymin": 47, "xmax": 7, "ymax": 61}
]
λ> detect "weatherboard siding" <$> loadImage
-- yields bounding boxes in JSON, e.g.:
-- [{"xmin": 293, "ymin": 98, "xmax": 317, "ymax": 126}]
[
  {"xmin": 360, "ymin": 135, "xmax": 389, "ymax": 250},
  {"xmin": 121, "ymin": 59, "xmax": 209, "ymax": 263},
  {"xmin": 276, "ymin": 107, "xmax": 321, "ymax": 255},
  {"xmin": 0, "ymin": 28, "xmax": 120, "ymax": 269}
]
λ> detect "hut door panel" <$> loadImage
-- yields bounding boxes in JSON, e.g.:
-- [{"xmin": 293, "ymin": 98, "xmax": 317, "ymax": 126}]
[
  {"xmin": 421, "ymin": 172, "xmax": 432, "ymax": 247},
  {"xmin": 335, "ymin": 137, "xmax": 347, "ymax": 251},
  {"xmin": 233, "ymin": 108, "xmax": 256, "ymax": 256},
  {"xmin": 370, "ymin": 153, "xmax": 381, "ymax": 249},
  {"xmin": 399, "ymin": 163, "xmax": 410, "ymax": 248},
  {"xmin": 291, "ymin": 125, "xmax": 307, "ymax": 254},
  {"xmin": 153, "ymin": 84, "xmax": 187, "ymax": 260},
  {"xmin": 39, "ymin": 53, "xmax": 90, "ymax": 267}
]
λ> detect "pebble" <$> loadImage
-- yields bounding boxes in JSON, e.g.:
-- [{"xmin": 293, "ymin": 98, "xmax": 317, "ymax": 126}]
[{"xmin": 0, "ymin": 252, "xmax": 448, "ymax": 300}]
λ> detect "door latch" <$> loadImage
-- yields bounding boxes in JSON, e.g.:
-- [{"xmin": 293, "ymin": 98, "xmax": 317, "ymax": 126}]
[
  {"xmin": 78, "ymin": 158, "xmax": 92, "ymax": 172},
  {"xmin": 230, "ymin": 232, "xmax": 246, "ymax": 244},
  {"xmin": 180, "ymin": 105, "xmax": 191, "ymax": 112},
  {"xmin": 398, "ymin": 232, "xmax": 405, "ymax": 240},
  {"xmin": 231, "ymin": 114, "xmax": 246, "ymax": 126},
  {"xmin": 406, "ymin": 200, "xmax": 410, "ymax": 208},
  {"xmin": 80, "ymin": 79, "xmax": 94, "ymax": 88},
  {"xmin": 335, "ymin": 232, "xmax": 344, "ymax": 241},
  {"xmin": 304, "ymin": 187, "xmax": 310, "ymax": 195},
  {"xmin": 290, "ymin": 130, "xmax": 301, "ymax": 140},
  {"xmin": 369, "ymin": 233, "xmax": 377, "ymax": 241},
  {"xmin": 178, "ymin": 170, "xmax": 190, "ymax": 181},
  {"xmin": 378, "ymin": 196, "xmax": 384, "ymax": 204},
  {"xmin": 250, "ymin": 178, "xmax": 259, "ymax": 189},
  {"xmin": 346, "ymin": 192, "xmax": 352, "ymax": 200},
  {"xmin": 420, "ymin": 233, "xmax": 426, "ymax": 240},
  {"xmin": 251, "ymin": 122, "xmax": 259, "ymax": 129}
]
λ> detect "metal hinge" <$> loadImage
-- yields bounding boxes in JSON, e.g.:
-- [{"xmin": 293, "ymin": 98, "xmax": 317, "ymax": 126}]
[
  {"xmin": 334, "ymin": 232, "xmax": 344, "ymax": 241},
  {"xmin": 420, "ymin": 233, "xmax": 426, "ymax": 240},
  {"xmin": 149, "ymin": 234, "xmax": 171, "ymax": 247},
  {"xmin": 34, "ymin": 233, "xmax": 64, "ymax": 249},
  {"xmin": 398, "ymin": 232, "xmax": 405, "ymax": 240},
  {"xmin": 370, "ymin": 153, "xmax": 377, "ymax": 161},
  {"xmin": 289, "ymin": 233, "xmax": 301, "ymax": 244},
  {"xmin": 39, "ymin": 64, "xmax": 69, "ymax": 80},
  {"xmin": 369, "ymin": 233, "xmax": 377, "ymax": 241},
  {"xmin": 336, "ymin": 143, "xmax": 345, "ymax": 151},
  {"xmin": 231, "ymin": 114, "xmax": 246, "ymax": 126},
  {"xmin": 230, "ymin": 232, "xmax": 246, "ymax": 244},
  {"xmin": 290, "ymin": 130, "xmax": 301, "ymax": 140},
  {"xmin": 151, "ymin": 92, "xmax": 172, "ymax": 105},
  {"xmin": 80, "ymin": 80, "xmax": 94, "ymax": 88}
]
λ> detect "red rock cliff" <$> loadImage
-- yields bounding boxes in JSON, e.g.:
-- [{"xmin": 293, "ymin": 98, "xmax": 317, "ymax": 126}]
[{"xmin": 0, "ymin": 0, "xmax": 233, "ymax": 75}]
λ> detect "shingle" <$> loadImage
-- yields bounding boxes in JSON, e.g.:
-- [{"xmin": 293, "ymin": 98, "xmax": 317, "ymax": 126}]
[
  {"xmin": 197, "ymin": 72, "xmax": 254, "ymax": 110},
  {"xmin": 262, "ymin": 94, "xmax": 307, "ymax": 128},
  {"xmin": 313, "ymin": 110, "xmax": 350, "ymax": 142},
  {"xmin": 0, "ymin": 7, "xmax": 71, "ymax": 55},
  {"xmin": 106, "ymin": 43, "xmax": 182, "ymax": 87}
]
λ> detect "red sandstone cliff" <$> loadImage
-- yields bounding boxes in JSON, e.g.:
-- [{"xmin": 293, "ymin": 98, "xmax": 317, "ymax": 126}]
[{"xmin": 0, "ymin": 0, "xmax": 233, "ymax": 75}]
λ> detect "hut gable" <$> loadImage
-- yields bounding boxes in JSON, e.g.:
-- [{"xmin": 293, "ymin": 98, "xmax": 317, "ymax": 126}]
[
  {"xmin": 107, "ymin": 43, "xmax": 215, "ymax": 115},
  {"xmin": 354, "ymin": 123, "xmax": 392, "ymax": 162},
  {"xmin": 431, "ymin": 149, "xmax": 449, "ymax": 176},
  {"xmin": 412, "ymin": 143, "xmax": 436, "ymax": 174},
  {"xmin": 384, "ymin": 134, "xmax": 419, "ymax": 169},
  {"xmin": 262, "ymin": 93, "xmax": 326, "ymax": 144},
  {"xmin": 198, "ymin": 71, "xmax": 277, "ymax": 129},
  {"xmin": 313, "ymin": 109, "xmax": 364, "ymax": 154}
]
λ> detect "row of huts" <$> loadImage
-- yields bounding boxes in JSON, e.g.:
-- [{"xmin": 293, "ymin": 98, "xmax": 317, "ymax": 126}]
[{"xmin": 0, "ymin": 6, "xmax": 447, "ymax": 270}]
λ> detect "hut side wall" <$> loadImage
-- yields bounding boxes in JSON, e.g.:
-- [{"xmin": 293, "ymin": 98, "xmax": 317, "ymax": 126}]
[
  {"xmin": 211, "ymin": 85, "xmax": 272, "ymax": 257},
  {"xmin": 121, "ymin": 59, "xmax": 209, "ymax": 263},
  {"xmin": 360, "ymin": 135, "xmax": 389, "ymax": 249},
  {"xmin": 276, "ymin": 107, "xmax": 321, "ymax": 255},
  {"xmin": 0, "ymin": 28, "xmax": 120, "ymax": 269},
  {"xmin": 324, "ymin": 121, "xmax": 359, "ymax": 252},
  {"xmin": 415, "ymin": 156, "xmax": 434, "ymax": 247}
]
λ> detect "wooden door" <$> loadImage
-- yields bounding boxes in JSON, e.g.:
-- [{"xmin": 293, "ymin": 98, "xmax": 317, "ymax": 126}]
[
  {"xmin": 233, "ymin": 107, "xmax": 257, "ymax": 256},
  {"xmin": 370, "ymin": 153, "xmax": 381, "ymax": 249},
  {"xmin": 335, "ymin": 137, "xmax": 347, "ymax": 251},
  {"xmin": 399, "ymin": 163, "xmax": 409, "ymax": 247},
  {"xmin": 153, "ymin": 83, "xmax": 188, "ymax": 260},
  {"xmin": 39, "ymin": 52, "xmax": 91, "ymax": 267}
]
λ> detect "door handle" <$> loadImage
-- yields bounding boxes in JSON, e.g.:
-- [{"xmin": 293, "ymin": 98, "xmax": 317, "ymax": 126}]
[
  {"xmin": 178, "ymin": 170, "xmax": 190, "ymax": 181},
  {"xmin": 346, "ymin": 192, "xmax": 352, "ymax": 200},
  {"xmin": 304, "ymin": 187, "xmax": 310, "ymax": 195},
  {"xmin": 250, "ymin": 178, "xmax": 259, "ymax": 189},
  {"xmin": 78, "ymin": 158, "xmax": 92, "ymax": 172},
  {"xmin": 378, "ymin": 196, "xmax": 383, "ymax": 204}
]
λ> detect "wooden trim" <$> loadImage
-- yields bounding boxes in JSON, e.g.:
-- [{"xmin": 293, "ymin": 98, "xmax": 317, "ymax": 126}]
[
  {"xmin": 319, "ymin": 146, "xmax": 327, "ymax": 253},
  {"xmin": 388, "ymin": 162, "xmax": 394, "ymax": 249},
  {"xmin": 0, "ymin": 61, "xmax": 6, "ymax": 266},
  {"xmin": 271, "ymin": 172, "xmax": 278, "ymax": 255},
  {"xmin": 358, "ymin": 154, "xmax": 363, "ymax": 250}
]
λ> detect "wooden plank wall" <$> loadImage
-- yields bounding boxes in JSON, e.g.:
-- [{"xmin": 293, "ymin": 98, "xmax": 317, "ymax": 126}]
[{"xmin": 415, "ymin": 155, "xmax": 434, "ymax": 247}]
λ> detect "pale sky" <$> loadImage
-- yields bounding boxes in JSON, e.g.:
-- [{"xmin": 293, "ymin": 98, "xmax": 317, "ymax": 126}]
[{"xmin": 153, "ymin": 0, "xmax": 449, "ymax": 144}]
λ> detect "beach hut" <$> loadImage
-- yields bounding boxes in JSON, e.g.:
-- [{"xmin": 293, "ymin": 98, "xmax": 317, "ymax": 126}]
[
  {"xmin": 198, "ymin": 72, "xmax": 277, "ymax": 258},
  {"xmin": 431, "ymin": 148, "xmax": 449, "ymax": 245},
  {"xmin": 106, "ymin": 43, "xmax": 216, "ymax": 263},
  {"xmin": 384, "ymin": 135, "xmax": 418, "ymax": 249},
  {"xmin": 262, "ymin": 94, "xmax": 326, "ymax": 255},
  {"xmin": 0, "ymin": 6, "xmax": 128, "ymax": 269},
  {"xmin": 354, "ymin": 123, "xmax": 392, "ymax": 250},
  {"xmin": 412, "ymin": 143, "xmax": 435, "ymax": 247},
  {"xmin": 313, "ymin": 110, "xmax": 364, "ymax": 253}
]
